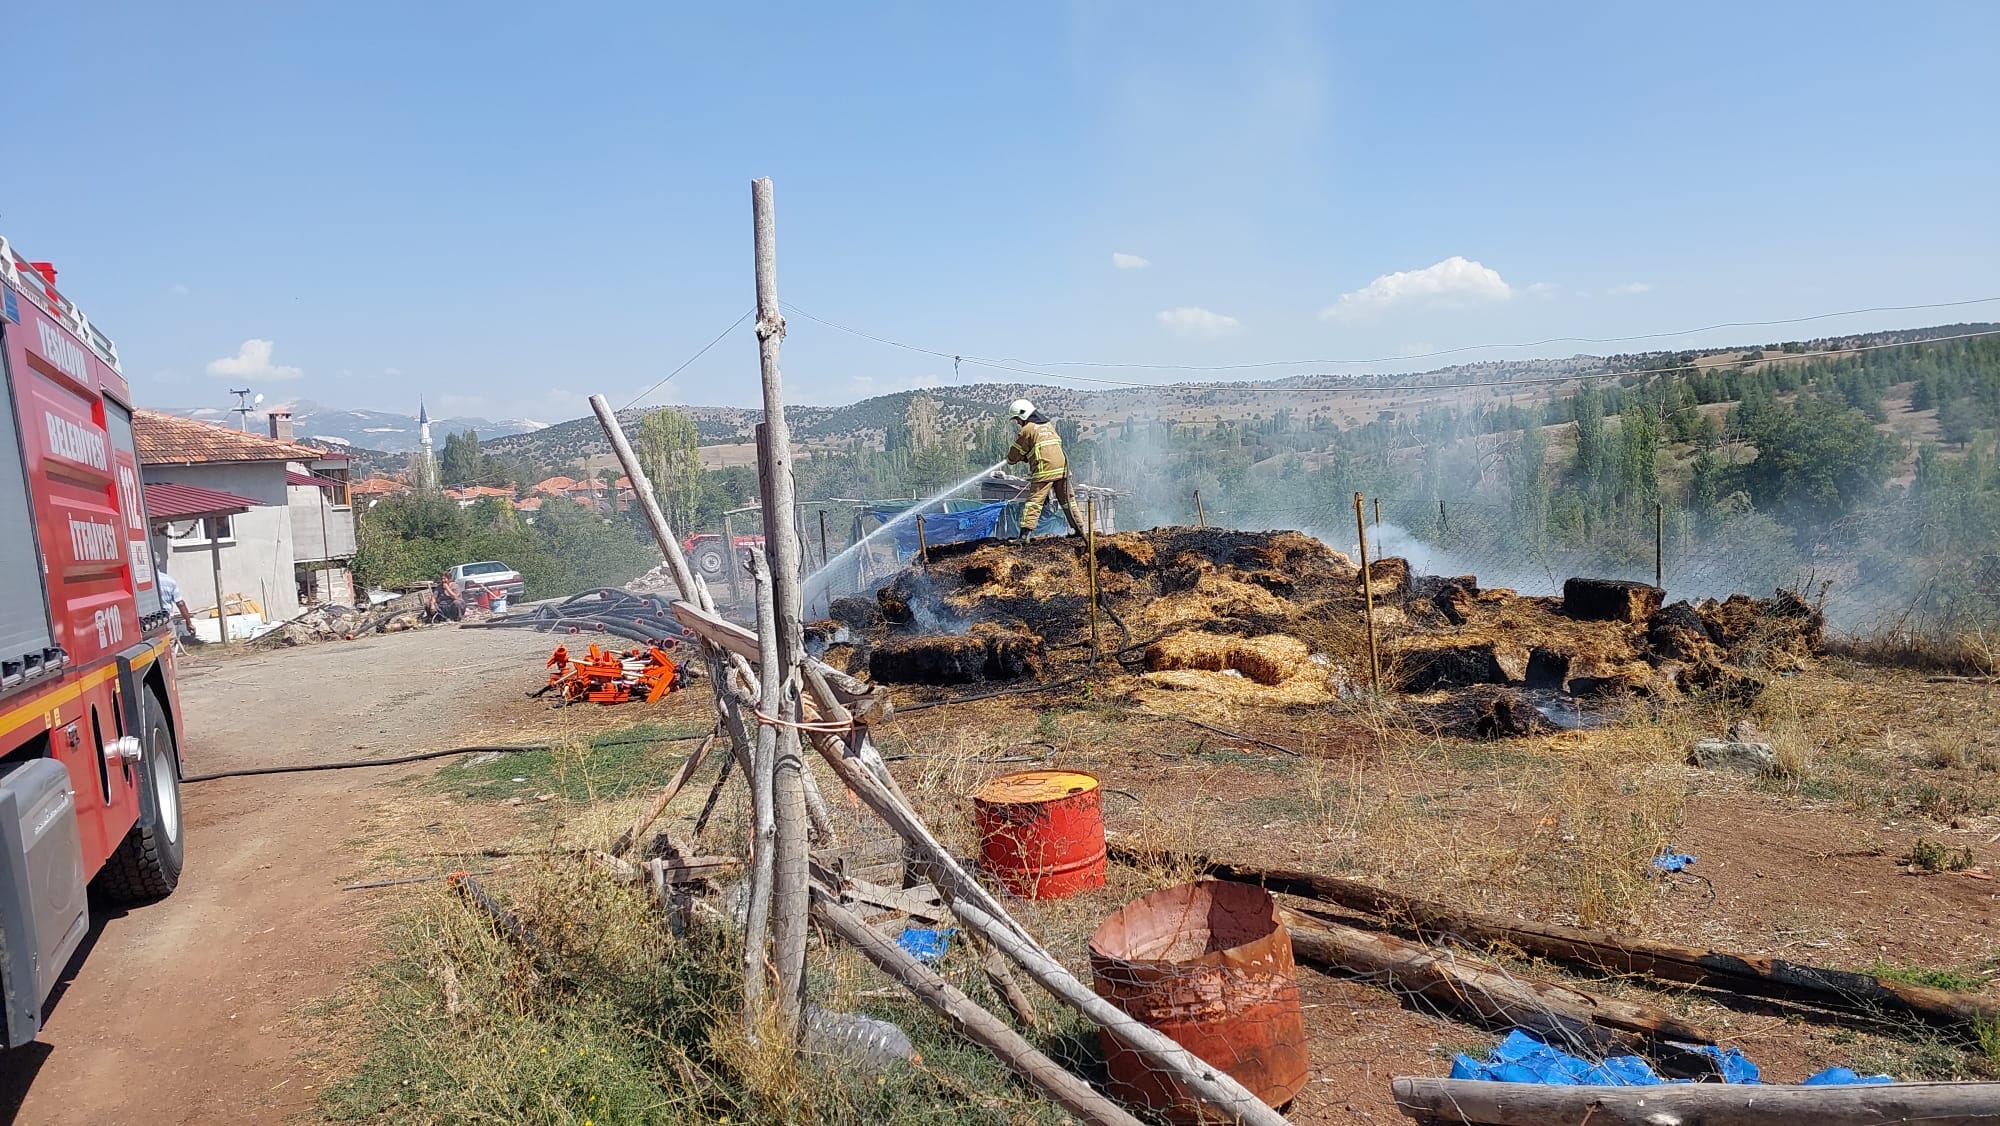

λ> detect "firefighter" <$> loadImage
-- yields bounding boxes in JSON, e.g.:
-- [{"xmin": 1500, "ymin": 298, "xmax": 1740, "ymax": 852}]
[{"xmin": 1004, "ymin": 399, "xmax": 1087, "ymax": 540}]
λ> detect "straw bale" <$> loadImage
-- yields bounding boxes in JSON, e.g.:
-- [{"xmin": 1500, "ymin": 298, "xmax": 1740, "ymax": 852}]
[
  {"xmin": 1140, "ymin": 667, "xmax": 1336, "ymax": 707},
  {"xmin": 1562, "ymin": 578, "xmax": 1664, "ymax": 623},
  {"xmin": 1144, "ymin": 631, "xmax": 1311, "ymax": 686}
]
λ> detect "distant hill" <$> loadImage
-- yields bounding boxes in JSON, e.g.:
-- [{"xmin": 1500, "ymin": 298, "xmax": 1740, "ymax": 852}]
[{"xmin": 158, "ymin": 399, "xmax": 546, "ymax": 453}]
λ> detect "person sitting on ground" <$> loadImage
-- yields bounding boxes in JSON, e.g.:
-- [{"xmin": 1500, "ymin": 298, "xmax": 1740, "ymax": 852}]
[
  {"xmin": 1004, "ymin": 399, "xmax": 1087, "ymax": 540},
  {"xmin": 430, "ymin": 571, "xmax": 464, "ymax": 623}
]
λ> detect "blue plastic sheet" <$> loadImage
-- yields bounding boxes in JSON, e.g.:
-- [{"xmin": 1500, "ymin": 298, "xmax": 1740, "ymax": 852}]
[
  {"xmin": 1451, "ymin": 1031, "xmax": 1891, "ymax": 1087},
  {"xmin": 895, "ymin": 926, "xmax": 954, "ymax": 964},
  {"xmin": 1652, "ymin": 849, "xmax": 1699, "ymax": 873},
  {"xmin": 871, "ymin": 503, "xmax": 1010, "ymax": 557}
]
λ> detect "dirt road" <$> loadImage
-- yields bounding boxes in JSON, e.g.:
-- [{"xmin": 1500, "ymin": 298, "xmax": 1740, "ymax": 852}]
[{"xmin": 0, "ymin": 627, "xmax": 560, "ymax": 1125}]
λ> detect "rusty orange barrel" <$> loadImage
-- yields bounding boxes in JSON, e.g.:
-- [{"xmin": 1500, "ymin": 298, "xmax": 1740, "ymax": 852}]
[
  {"xmin": 972, "ymin": 770, "xmax": 1106, "ymax": 899},
  {"xmin": 1089, "ymin": 880, "xmax": 1309, "ymax": 1122}
]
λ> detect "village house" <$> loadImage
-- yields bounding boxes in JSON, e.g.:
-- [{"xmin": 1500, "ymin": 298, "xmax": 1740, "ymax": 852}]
[{"xmin": 134, "ymin": 408, "xmax": 358, "ymax": 629}]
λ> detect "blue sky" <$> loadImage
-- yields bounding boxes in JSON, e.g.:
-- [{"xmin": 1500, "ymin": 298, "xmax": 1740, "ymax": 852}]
[{"xmin": 8, "ymin": 2, "xmax": 1998, "ymax": 421}]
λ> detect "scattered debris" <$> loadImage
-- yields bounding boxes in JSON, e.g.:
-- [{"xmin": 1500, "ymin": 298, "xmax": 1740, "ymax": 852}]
[
  {"xmin": 1448, "ymin": 1029, "xmax": 1888, "ymax": 1087},
  {"xmin": 1691, "ymin": 738, "xmax": 1780, "ymax": 774},
  {"xmin": 541, "ymin": 643, "xmax": 683, "ymax": 706}
]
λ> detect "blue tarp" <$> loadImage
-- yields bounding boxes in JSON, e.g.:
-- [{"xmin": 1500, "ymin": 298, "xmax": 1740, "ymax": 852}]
[
  {"xmin": 896, "ymin": 926, "xmax": 954, "ymax": 964},
  {"xmin": 1450, "ymin": 1030, "xmax": 1893, "ymax": 1087},
  {"xmin": 870, "ymin": 502, "xmax": 1011, "ymax": 557},
  {"xmin": 1652, "ymin": 850, "xmax": 1699, "ymax": 873}
]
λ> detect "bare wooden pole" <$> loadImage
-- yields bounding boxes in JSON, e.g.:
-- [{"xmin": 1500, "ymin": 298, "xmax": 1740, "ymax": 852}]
[
  {"xmin": 1655, "ymin": 499, "xmax": 1665, "ymax": 590},
  {"xmin": 1194, "ymin": 489, "xmax": 1206, "ymax": 527},
  {"xmin": 1393, "ymin": 1076, "xmax": 2000, "ymax": 1126},
  {"xmin": 812, "ymin": 891, "xmax": 1143, "ymax": 1126},
  {"xmin": 721, "ymin": 511, "xmax": 743, "ymax": 605},
  {"xmin": 817, "ymin": 509, "xmax": 830, "ymax": 576},
  {"xmin": 590, "ymin": 394, "xmax": 700, "ymax": 602},
  {"xmin": 209, "ymin": 534, "xmax": 228, "ymax": 646},
  {"xmin": 740, "ymin": 550, "xmax": 780, "ymax": 1023},
  {"xmin": 1372, "ymin": 496, "xmax": 1381, "ymax": 528},
  {"xmin": 1354, "ymin": 492, "xmax": 1381, "ymax": 695},
  {"xmin": 611, "ymin": 732, "xmax": 716, "ymax": 858},
  {"xmin": 915, "ymin": 513, "xmax": 929, "ymax": 564},
  {"xmin": 1085, "ymin": 496, "xmax": 1100, "ymax": 661},
  {"xmin": 750, "ymin": 178, "xmax": 810, "ymax": 1031}
]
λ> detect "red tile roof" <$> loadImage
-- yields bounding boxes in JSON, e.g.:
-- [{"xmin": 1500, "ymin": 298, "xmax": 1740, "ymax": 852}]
[
  {"xmin": 532, "ymin": 475, "xmax": 578, "ymax": 494},
  {"xmin": 143, "ymin": 481, "xmax": 257, "ymax": 520},
  {"xmin": 134, "ymin": 410, "xmax": 326, "ymax": 465},
  {"xmin": 349, "ymin": 477, "xmax": 408, "ymax": 496},
  {"xmin": 286, "ymin": 470, "xmax": 343, "ymax": 488}
]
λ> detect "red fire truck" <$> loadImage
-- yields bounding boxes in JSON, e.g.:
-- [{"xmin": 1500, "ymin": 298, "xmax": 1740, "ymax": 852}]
[{"xmin": 0, "ymin": 237, "xmax": 186, "ymax": 1047}]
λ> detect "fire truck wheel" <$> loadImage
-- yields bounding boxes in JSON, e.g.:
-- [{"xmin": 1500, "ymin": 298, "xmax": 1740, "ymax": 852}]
[
  {"xmin": 97, "ymin": 689, "xmax": 185, "ymax": 904},
  {"xmin": 692, "ymin": 542, "xmax": 728, "ymax": 578}
]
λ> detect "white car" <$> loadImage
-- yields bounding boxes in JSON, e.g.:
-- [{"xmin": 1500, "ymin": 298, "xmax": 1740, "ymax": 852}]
[{"xmin": 449, "ymin": 561, "xmax": 525, "ymax": 603}]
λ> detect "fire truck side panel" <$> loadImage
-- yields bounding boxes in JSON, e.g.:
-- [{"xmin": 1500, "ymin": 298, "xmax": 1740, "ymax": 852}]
[{"xmin": 0, "ymin": 286, "xmax": 152, "ymax": 877}]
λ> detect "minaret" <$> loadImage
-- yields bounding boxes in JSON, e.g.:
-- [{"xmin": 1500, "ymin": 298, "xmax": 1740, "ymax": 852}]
[{"xmin": 413, "ymin": 397, "xmax": 440, "ymax": 494}]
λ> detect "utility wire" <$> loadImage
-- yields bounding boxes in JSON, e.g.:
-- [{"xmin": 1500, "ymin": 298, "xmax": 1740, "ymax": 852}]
[
  {"xmin": 623, "ymin": 308, "xmax": 755, "ymax": 409},
  {"xmin": 782, "ymin": 301, "xmax": 2000, "ymax": 396}
]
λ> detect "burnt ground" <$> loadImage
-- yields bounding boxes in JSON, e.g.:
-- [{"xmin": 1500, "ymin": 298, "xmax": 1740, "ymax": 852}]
[
  {"xmin": 868, "ymin": 663, "xmax": 2000, "ymax": 1121},
  {"xmin": 813, "ymin": 528, "xmax": 1996, "ymax": 1119}
]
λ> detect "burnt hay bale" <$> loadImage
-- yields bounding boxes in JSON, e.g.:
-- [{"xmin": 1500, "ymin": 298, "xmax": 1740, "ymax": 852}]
[
  {"xmin": 1093, "ymin": 536, "xmax": 1157, "ymax": 573},
  {"xmin": 828, "ymin": 596, "xmax": 883, "ymax": 632},
  {"xmin": 1646, "ymin": 601, "xmax": 1716, "ymax": 662},
  {"xmin": 1561, "ymin": 578, "xmax": 1664, "ymax": 623},
  {"xmin": 868, "ymin": 630, "xmax": 1046, "ymax": 686},
  {"xmin": 869, "ymin": 636, "xmax": 988, "ymax": 685},
  {"xmin": 1398, "ymin": 643, "xmax": 1506, "ymax": 693}
]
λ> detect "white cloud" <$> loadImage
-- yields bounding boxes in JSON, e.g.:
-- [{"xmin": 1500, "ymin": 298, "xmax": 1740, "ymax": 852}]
[
  {"xmin": 1111, "ymin": 252, "xmax": 1152, "ymax": 270},
  {"xmin": 1607, "ymin": 281, "xmax": 1653, "ymax": 296},
  {"xmin": 169, "ymin": 283, "xmax": 190, "ymax": 296},
  {"xmin": 1320, "ymin": 256, "xmax": 1513, "ymax": 322},
  {"xmin": 206, "ymin": 339, "xmax": 303, "ymax": 381},
  {"xmin": 1525, "ymin": 282, "xmax": 1560, "ymax": 300},
  {"xmin": 1155, "ymin": 306, "xmax": 1242, "ymax": 339},
  {"xmin": 385, "ymin": 367, "xmax": 403, "ymax": 376}
]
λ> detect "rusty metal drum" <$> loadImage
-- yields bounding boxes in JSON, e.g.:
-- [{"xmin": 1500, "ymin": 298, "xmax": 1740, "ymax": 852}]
[
  {"xmin": 972, "ymin": 770, "xmax": 1107, "ymax": 899},
  {"xmin": 1089, "ymin": 880, "xmax": 1310, "ymax": 1122}
]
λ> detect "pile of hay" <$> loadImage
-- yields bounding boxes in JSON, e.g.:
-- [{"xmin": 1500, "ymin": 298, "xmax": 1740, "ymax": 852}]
[{"xmin": 838, "ymin": 525, "xmax": 1825, "ymax": 712}]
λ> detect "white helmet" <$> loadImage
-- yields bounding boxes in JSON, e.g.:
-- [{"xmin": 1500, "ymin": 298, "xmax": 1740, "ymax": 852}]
[{"xmin": 1008, "ymin": 399, "xmax": 1034, "ymax": 422}]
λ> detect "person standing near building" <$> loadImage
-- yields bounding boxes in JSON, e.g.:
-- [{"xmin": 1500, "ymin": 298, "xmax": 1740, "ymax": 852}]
[
  {"xmin": 155, "ymin": 553, "xmax": 197, "ymax": 640},
  {"xmin": 1004, "ymin": 399, "xmax": 1086, "ymax": 540}
]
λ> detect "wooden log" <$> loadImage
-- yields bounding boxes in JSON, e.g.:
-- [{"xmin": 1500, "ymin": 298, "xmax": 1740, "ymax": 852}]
[
  {"xmin": 740, "ymin": 551, "xmax": 781, "ymax": 1024},
  {"xmin": 611, "ymin": 732, "xmax": 717, "ymax": 857},
  {"xmin": 1279, "ymin": 909, "xmax": 1713, "ymax": 1044},
  {"xmin": 811, "ymin": 890, "xmax": 1145, "ymax": 1126},
  {"xmin": 1391, "ymin": 1076, "xmax": 2000, "ymax": 1126},
  {"xmin": 953, "ymin": 898, "xmax": 1292, "ymax": 1126},
  {"xmin": 1116, "ymin": 845, "xmax": 2000, "ymax": 1029}
]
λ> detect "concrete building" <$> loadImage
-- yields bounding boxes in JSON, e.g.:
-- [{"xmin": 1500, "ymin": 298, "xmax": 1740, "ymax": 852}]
[{"xmin": 134, "ymin": 409, "xmax": 358, "ymax": 625}]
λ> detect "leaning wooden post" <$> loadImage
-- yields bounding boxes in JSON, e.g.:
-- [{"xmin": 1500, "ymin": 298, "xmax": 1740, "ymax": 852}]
[
  {"xmin": 915, "ymin": 513, "xmax": 929, "ymax": 565},
  {"xmin": 208, "ymin": 533, "xmax": 228, "ymax": 646},
  {"xmin": 1194, "ymin": 489, "xmax": 1206, "ymax": 527},
  {"xmin": 1354, "ymin": 492, "xmax": 1382, "ymax": 695},
  {"xmin": 1655, "ymin": 499, "xmax": 1664, "ymax": 591},
  {"xmin": 750, "ymin": 177, "xmax": 811, "ymax": 1030},
  {"xmin": 740, "ymin": 549, "xmax": 780, "ymax": 1024},
  {"xmin": 721, "ymin": 511, "xmax": 744, "ymax": 606},
  {"xmin": 1085, "ymin": 495, "xmax": 1100, "ymax": 661},
  {"xmin": 1373, "ymin": 496, "xmax": 1381, "ymax": 529},
  {"xmin": 590, "ymin": 394, "xmax": 701, "ymax": 601},
  {"xmin": 812, "ymin": 890, "xmax": 1143, "ymax": 1126}
]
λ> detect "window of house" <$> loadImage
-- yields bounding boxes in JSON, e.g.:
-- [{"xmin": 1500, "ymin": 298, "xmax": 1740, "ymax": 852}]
[{"xmin": 167, "ymin": 515, "xmax": 235, "ymax": 546}]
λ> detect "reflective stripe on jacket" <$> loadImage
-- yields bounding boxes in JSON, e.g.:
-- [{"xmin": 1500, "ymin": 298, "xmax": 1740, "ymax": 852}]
[{"xmin": 1007, "ymin": 420, "xmax": 1068, "ymax": 481}]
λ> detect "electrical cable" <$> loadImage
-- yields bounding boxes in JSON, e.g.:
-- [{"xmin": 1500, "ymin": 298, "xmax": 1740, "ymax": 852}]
[
  {"xmin": 622, "ymin": 308, "xmax": 755, "ymax": 410},
  {"xmin": 179, "ymin": 733, "xmax": 702, "ymax": 784}
]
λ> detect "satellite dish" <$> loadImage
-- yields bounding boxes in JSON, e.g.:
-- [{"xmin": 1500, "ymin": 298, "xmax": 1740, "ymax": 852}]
[{"xmin": 253, "ymin": 393, "xmax": 265, "ymax": 406}]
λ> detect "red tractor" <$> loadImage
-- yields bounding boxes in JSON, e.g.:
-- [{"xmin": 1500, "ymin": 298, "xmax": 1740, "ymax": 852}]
[{"xmin": 683, "ymin": 532, "xmax": 765, "ymax": 581}]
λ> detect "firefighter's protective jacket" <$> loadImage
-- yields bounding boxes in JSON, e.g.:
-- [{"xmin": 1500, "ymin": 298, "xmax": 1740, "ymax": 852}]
[{"xmin": 1006, "ymin": 420, "xmax": 1068, "ymax": 481}]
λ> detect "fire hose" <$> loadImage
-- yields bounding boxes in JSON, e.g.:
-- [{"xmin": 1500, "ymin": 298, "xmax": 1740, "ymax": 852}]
[{"xmin": 180, "ymin": 732, "xmax": 704, "ymax": 784}]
